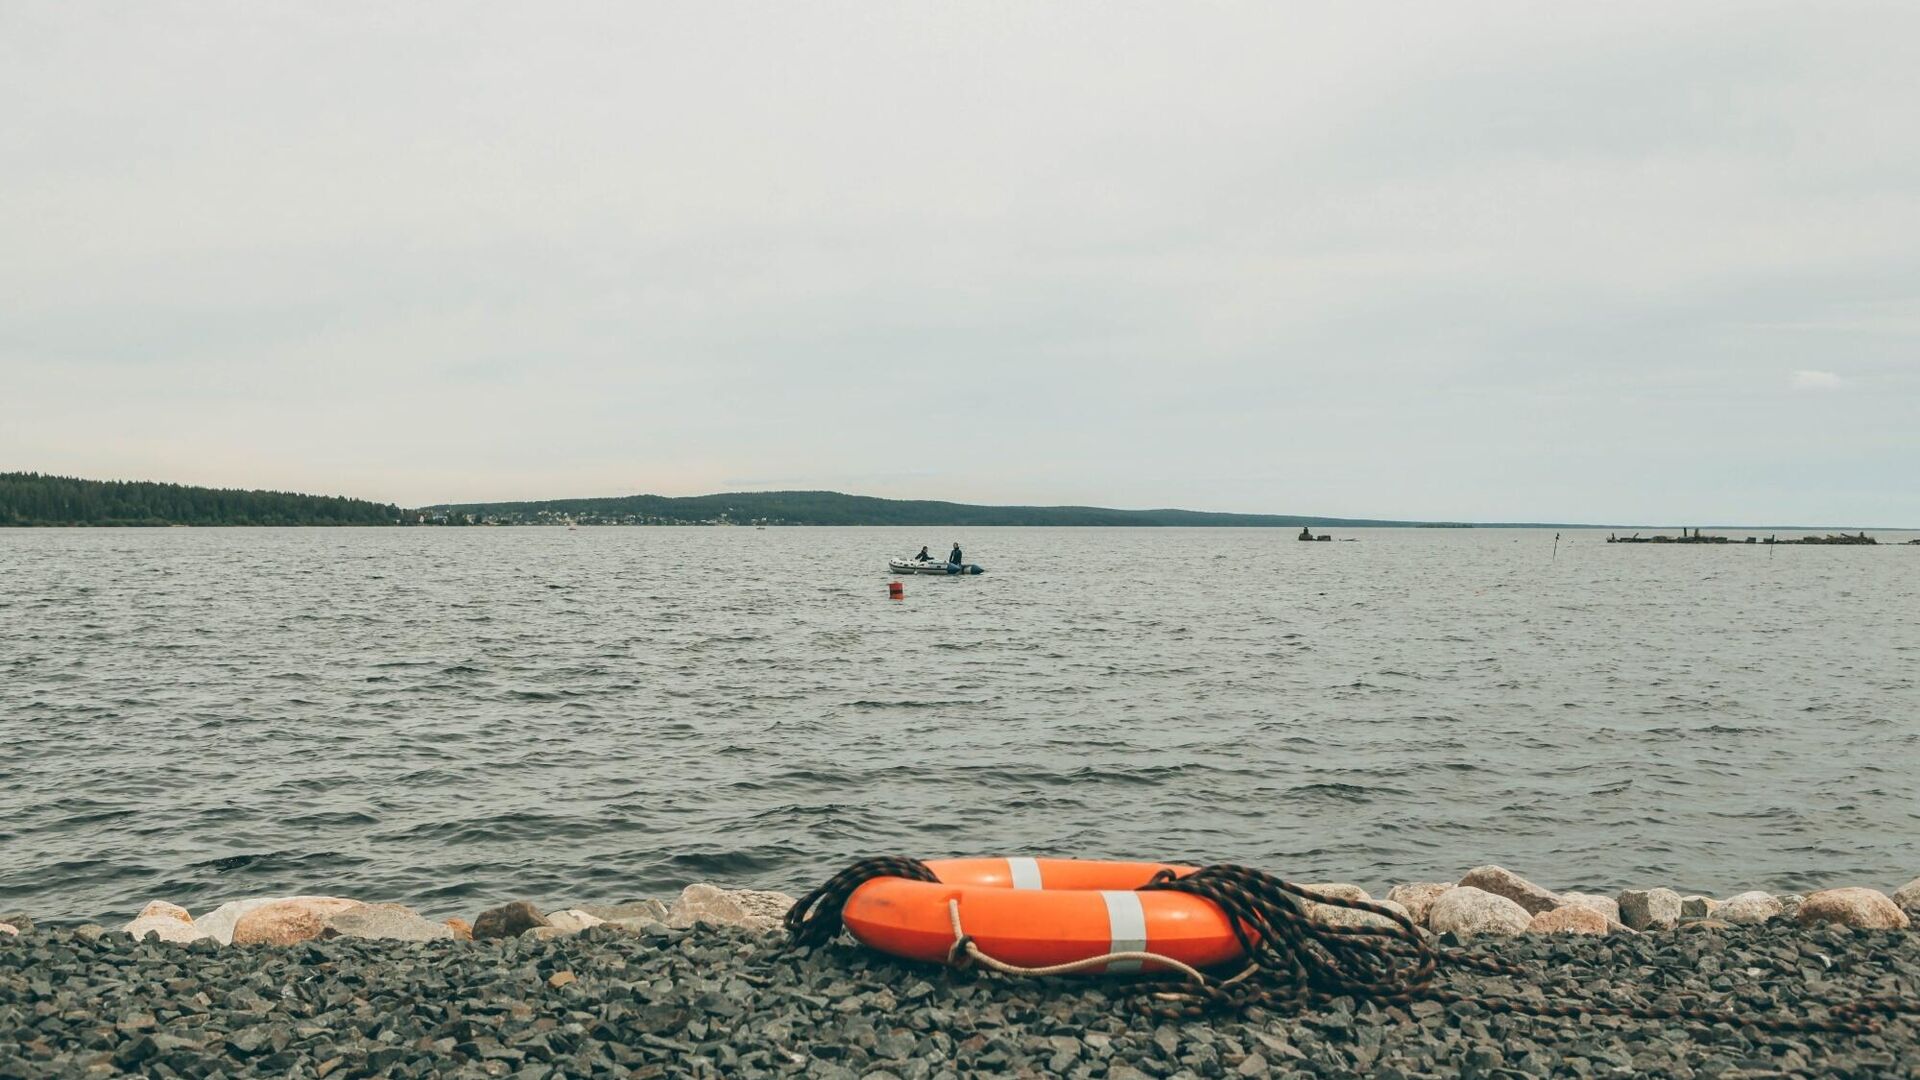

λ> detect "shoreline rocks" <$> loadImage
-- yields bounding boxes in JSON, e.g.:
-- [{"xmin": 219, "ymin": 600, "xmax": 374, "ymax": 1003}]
[
  {"xmin": 1383, "ymin": 882, "xmax": 1454, "ymax": 926},
  {"xmin": 1526, "ymin": 906, "xmax": 1610, "ymax": 935},
  {"xmin": 1797, "ymin": 887, "xmax": 1911, "ymax": 930},
  {"xmin": 472, "ymin": 900, "xmax": 549, "ymax": 939},
  {"xmin": 666, "ymin": 883, "xmax": 797, "ymax": 933},
  {"xmin": 4, "ymin": 919, "xmax": 1914, "ymax": 1079},
  {"xmin": 1720, "ymin": 891, "xmax": 1785, "ymax": 925},
  {"xmin": 1458, "ymin": 865, "xmax": 1562, "ymax": 915},
  {"xmin": 1893, "ymin": 877, "xmax": 1920, "ymax": 916},
  {"xmin": 1427, "ymin": 886, "xmax": 1532, "ymax": 937},
  {"xmin": 1618, "ymin": 887, "xmax": 1682, "ymax": 931},
  {"xmin": 40, "ymin": 870, "xmax": 1919, "ymax": 957},
  {"xmin": 230, "ymin": 897, "xmax": 365, "ymax": 946}
]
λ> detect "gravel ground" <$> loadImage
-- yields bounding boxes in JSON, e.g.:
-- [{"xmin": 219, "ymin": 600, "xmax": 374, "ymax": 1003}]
[{"xmin": 3, "ymin": 922, "xmax": 1917, "ymax": 1079}]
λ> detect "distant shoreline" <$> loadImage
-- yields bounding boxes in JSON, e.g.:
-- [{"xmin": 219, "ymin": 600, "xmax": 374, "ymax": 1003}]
[{"xmin": 4, "ymin": 472, "xmax": 1912, "ymax": 531}]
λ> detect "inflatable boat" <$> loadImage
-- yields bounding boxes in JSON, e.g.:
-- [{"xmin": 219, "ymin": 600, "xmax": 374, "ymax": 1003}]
[{"xmin": 889, "ymin": 558, "xmax": 986, "ymax": 576}]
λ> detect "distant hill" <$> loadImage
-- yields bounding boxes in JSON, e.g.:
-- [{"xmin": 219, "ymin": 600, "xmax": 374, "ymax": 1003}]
[
  {"xmin": 428, "ymin": 489, "xmax": 1501, "ymax": 528},
  {"xmin": 0, "ymin": 472, "xmax": 404, "ymax": 527}
]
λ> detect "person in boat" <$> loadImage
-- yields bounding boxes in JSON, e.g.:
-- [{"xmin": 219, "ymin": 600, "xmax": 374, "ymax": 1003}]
[
  {"xmin": 948, "ymin": 542, "xmax": 963, "ymax": 566},
  {"xmin": 914, "ymin": 546, "xmax": 932, "ymax": 562}
]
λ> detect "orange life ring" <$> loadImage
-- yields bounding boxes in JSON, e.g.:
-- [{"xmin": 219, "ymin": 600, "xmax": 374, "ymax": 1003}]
[{"xmin": 840, "ymin": 857, "xmax": 1245, "ymax": 974}]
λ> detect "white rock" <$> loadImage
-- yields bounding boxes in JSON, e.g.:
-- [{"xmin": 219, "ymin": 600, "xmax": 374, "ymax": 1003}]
[
  {"xmin": 667, "ymin": 884, "xmax": 796, "ymax": 933},
  {"xmin": 124, "ymin": 916, "xmax": 210, "ymax": 944},
  {"xmin": 1718, "ymin": 892, "xmax": 1784, "ymax": 925},
  {"xmin": 120, "ymin": 901, "xmax": 208, "ymax": 943},
  {"xmin": 1458, "ymin": 866, "xmax": 1562, "ymax": 915},
  {"xmin": 1892, "ymin": 877, "xmax": 1920, "ymax": 916},
  {"xmin": 1383, "ymin": 883, "xmax": 1455, "ymax": 927},
  {"xmin": 1426, "ymin": 886, "xmax": 1531, "ymax": 937},
  {"xmin": 0, "ymin": 923, "xmax": 17, "ymax": 936},
  {"xmin": 543, "ymin": 909, "xmax": 606, "ymax": 934}
]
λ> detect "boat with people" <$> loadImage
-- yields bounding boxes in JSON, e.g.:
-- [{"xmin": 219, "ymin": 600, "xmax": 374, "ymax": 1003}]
[
  {"xmin": 889, "ymin": 558, "xmax": 985, "ymax": 575},
  {"xmin": 890, "ymin": 542, "xmax": 986, "ymax": 575}
]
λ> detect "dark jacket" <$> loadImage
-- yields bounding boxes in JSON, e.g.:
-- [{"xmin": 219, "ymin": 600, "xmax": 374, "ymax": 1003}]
[{"xmin": 948, "ymin": 545, "xmax": 963, "ymax": 564}]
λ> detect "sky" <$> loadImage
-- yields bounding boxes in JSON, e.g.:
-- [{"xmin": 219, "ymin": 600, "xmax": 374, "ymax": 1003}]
[{"xmin": 4, "ymin": 2, "xmax": 1917, "ymax": 525}]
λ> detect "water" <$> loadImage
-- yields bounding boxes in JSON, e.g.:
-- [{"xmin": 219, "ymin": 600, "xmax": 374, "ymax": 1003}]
[{"xmin": 2, "ymin": 526, "xmax": 1916, "ymax": 924}]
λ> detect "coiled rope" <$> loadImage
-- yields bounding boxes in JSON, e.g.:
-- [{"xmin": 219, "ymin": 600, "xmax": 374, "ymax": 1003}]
[{"xmin": 785, "ymin": 857, "xmax": 1920, "ymax": 1034}]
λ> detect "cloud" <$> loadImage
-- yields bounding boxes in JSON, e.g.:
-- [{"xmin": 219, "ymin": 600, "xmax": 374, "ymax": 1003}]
[{"xmin": 1, "ymin": 3, "xmax": 1917, "ymax": 524}]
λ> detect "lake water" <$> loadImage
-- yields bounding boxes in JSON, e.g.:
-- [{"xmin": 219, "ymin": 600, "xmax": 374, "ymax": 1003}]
[{"xmin": 2, "ymin": 526, "xmax": 1916, "ymax": 923}]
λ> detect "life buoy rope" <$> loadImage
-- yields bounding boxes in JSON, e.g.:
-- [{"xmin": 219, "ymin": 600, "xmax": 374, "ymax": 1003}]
[{"xmin": 785, "ymin": 856, "xmax": 1920, "ymax": 1032}]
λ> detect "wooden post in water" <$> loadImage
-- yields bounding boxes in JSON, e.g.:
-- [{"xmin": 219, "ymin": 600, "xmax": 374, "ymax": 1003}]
[{"xmin": 1552, "ymin": 532, "xmax": 1560, "ymax": 562}]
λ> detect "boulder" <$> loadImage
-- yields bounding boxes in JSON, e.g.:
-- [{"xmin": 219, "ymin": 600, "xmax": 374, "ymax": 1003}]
[
  {"xmin": 1306, "ymin": 898, "xmax": 1411, "ymax": 931},
  {"xmin": 1555, "ymin": 892, "xmax": 1621, "ymax": 924},
  {"xmin": 1617, "ymin": 888, "xmax": 1682, "ymax": 931},
  {"xmin": 1796, "ymin": 888, "xmax": 1910, "ymax": 931},
  {"xmin": 192, "ymin": 899, "xmax": 280, "ymax": 945},
  {"xmin": 0, "ymin": 912, "xmax": 31, "ymax": 932},
  {"xmin": 123, "ymin": 916, "xmax": 210, "ymax": 944},
  {"xmin": 231, "ymin": 898, "xmax": 365, "ymax": 945},
  {"xmin": 1718, "ymin": 892, "xmax": 1784, "ymax": 925},
  {"xmin": 1779, "ymin": 894, "xmax": 1805, "ymax": 921},
  {"xmin": 122, "ymin": 901, "xmax": 208, "ymax": 944},
  {"xmin": 322, "ymin": 903, "xmax": 454, "ymax": 942},
  {"xmin": 1680, "ymin": 895, "xmax": 1720, "ymax": 920},
  {"xmin": 444, "ymin": 918, "xmax": 474, "ymax": 941},
  {"xmin": 1458, "ymin": 866, "xmax": 1561, "ymax": 916},
  {"xmin": 667, "ymin": 884, "xmax": 796, "ymax": 933},
  {"xmin": 0, "ymin": 923, "xmax": 16, "ymax": 937},
  {"xmin": 74, "ymin": 924, "xmax": 106, "ymax": 942},
  {"xmin": 1526, "ymin": 907, "xmax": 1610, "ymax": 935},
  {"xmin": 1383, "ymin": 883, "xmax": 1455, "ymax": 927},
  {"xmin": 1892, "ymin": 877, "xmax": 1920, "ymax": 916},
  {"xmin": 472, "ymin": 901, "xmax": 550, "ymax": 940},
  {"xmin": 543, "ymin": 909, "xmax": 606, "ymax": 935},
  {"xmin": 1679, "ymin": 919, "xmax": 1733, "ymax": 932},
  {"xmin": 1426, "ymin": 886, "xmax": 1531, "ymax": 938},
  {"xmin": 137, "ymin": 901, "xmax": 193, "ymax": 924},
  {"xmin": 602, "ymin": 915, "xmax": 668, "ymax": 934},
  {"xmin": 1298, "ymin": 883, "xmax": 1370, "ymax": 903},
  {"xmin": 578, "ymin": 900, "xmax": 670, "ymax": 923}
]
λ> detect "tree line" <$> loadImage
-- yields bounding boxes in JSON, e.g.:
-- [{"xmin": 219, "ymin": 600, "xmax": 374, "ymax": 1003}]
[{"xmin": 0, "ymin": 472, "xmax": 405, "ymax": 526}]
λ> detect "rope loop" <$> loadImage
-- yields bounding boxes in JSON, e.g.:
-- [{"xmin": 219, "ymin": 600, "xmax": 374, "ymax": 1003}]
[{"xmin": 783, "ymin": 855, "xmax": 938, "ymax": 948}]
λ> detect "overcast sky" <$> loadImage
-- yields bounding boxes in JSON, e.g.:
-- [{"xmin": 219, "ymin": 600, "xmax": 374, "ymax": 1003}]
[{"xmin": 5, "ymin": 2, "xmax": 1917, "ymax": 523}]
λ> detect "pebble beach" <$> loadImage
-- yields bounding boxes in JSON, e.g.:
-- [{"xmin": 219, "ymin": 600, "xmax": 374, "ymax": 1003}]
[{"xmin": 5, "ymin": 867, "xmax": 1918, "ymax": 1078}]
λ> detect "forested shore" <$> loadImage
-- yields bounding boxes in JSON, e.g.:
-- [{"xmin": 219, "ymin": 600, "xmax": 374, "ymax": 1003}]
[{"xmin": 0, "ymin": 473, "xmax": 405, "ymax": 527}]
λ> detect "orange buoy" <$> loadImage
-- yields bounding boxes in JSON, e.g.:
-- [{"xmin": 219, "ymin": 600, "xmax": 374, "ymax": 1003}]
[
  {"xmin": 887, "ymin": 580, "xmax": 904, "ymax": 599},
  {"xmin": 841, "ymin": 857, "xmax": 1243, "ymax": 974}
]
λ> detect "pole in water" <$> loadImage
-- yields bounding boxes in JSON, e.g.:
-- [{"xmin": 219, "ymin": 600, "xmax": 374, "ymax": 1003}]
[
  {"xmin": 887, "ymin": 580, "xmax": 904, "ymax": 600},
  {"xmin": 1552, "ymin": 532, "xmax": 1560, "ymax": 562}
]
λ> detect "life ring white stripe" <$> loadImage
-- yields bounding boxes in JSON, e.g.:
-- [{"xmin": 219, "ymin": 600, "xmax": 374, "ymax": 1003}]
[
  {"xmin": 1101, "ymin": 890, "xmax": 1147, "ymax": 973},
  {"xmin": 1007, "ymin": 857, "xmax": 1042, "ymax": 890}
]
